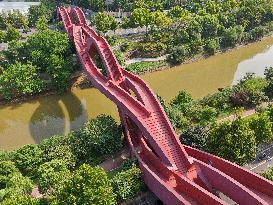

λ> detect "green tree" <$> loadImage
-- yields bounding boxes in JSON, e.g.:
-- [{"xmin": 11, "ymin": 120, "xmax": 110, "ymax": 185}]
[
  {"xmin": 69, "ymin": 115, "xmax": 123, "ymax": 164},
  {"xmin": 265, "ymin": 67, "xmax": 273, "ymax": 97},
  {"xmin": 221, "ymin": 25, "xmax": 244, "ymax": 48},
  {"xmin": 250, "ymin": 112, "xmax": 273, "ymax": 144},
  {"xmin": 13, "ymin": 144, "xmax": 43, "ymax": 177},
  {"xmin": 0, "ymin": 30, "xmax": 5, "ymax": 43},
  {"xmin": 28, "ymin": 4, "xmax": 52, "ymax": 26},
  {"xmin": 56, "ymin": 164, "xmax": 117, "ymax": 205},
  {"xmin": 0, "ymin": 62, "xmax": 45, "ymax": 100},
  {"xmin": 0, "ymin": 161, "xmax": 20, "ymax": 188},
  {"xmin": 90, "ymin": 0, "xmax": 105, "ymax": 12},
  {"xmin": 199, "ymin": 14, "xmax": 219, "ymax": 38},
  {"xmin": 1, "ymin": 195, "xmax": 38, "ymax": 205},
  {"xmin": 130, "ymin": 8, "xmax": 153, "ymax": 33},
  {"xmin": 35, "ymin": 15, "xmax": 48, "ymax": 31},
  {"xmin": 4, "ymin": 25, "xmax": 21, "ymax": 42},
  {"xmin": 262, "ymin": 167, "xmax": 273, "ymax": 181},
  {"xmin": 171, "ymin": 90, "xmax": 193, "ymax": 111},
  {"xmin": 91, "ymin": 12, "xmax": 118, "ymax": 34},
  {"xmin": 167, "ymin": 45, "xmax": 189, "ymax": 65},
  {"xmin": 207, "ymin": 118, "xmax": 256, "ymax": 165},
  {"xmin": 40, "ymin": 135, "xmax": 76, "ymax": 169},
  {"xmin": 111, "ymin": 165, "xmax": 145, "ymax": 202},
  {"xmin": 180, "ymin": 125, "xmax": 209, "ymax": 151},
  {"xmin": 37, "ymin": 159, "xmax": 70, "ymax": 194}
]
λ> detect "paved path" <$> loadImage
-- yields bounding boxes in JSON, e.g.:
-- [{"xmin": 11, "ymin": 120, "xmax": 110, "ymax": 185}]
[{"xmin": 125, "ymin": 55, "xmax": 168, "ymax": 65}]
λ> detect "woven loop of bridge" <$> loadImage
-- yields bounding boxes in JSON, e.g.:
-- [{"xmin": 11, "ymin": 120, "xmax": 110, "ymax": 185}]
[{"xmin": 58, "ymin": 6, "xmax": 273, "ymax": 205}]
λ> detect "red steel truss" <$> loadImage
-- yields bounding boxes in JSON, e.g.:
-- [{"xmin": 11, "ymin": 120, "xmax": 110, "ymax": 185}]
[{"xmin": 58, "ymin": 6, "xmax": 273, "ymax": 205}]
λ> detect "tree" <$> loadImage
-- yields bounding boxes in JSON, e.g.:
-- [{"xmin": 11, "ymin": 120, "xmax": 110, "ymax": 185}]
[
  {"xmin": 0, "ymin": 30, "xmax": 5, "ymax": 43},
  {"xmin": 0, "ymin": 161, "xmax": 20, "ymax": 188},
  {"xmin": 0, "ymin": 62, "xmax": 45, "ymax": 100},
  {"xmin": 249, "ymin": 112, "xmax": 273, "ymax": 144},
  {"xmin": 91, "ymin": 12, "xmax": 118, "ymax": 34},
  {"xmin": 130, "ymin": 8, "xmax": 153, "ymax": 33},
  {"xmin": 40, "ymin": 135, "xmax": 76, "ymax": 169},
  {"xmin": 35, "ymin": 15, "xmax": 48, "ymax": 31},
  {"xmin": 221, "ymin": 25, "xmax": 244, "ymax": 48},
  {"xmin": 13, "ymin": 144, "xmax": 43, "ymax": 177},
  {"xmin": 180, "ymin": 125, "xmax": 209, "ymax": 151},
  {"xmin": 37, "ymin": 159, "xmax": 70, "ymax": 194},
  {"xmin": 261, "ymin": 167, "xmax": 273, "ymax": 181},
  {"xmin": 264, "ymin": 67, "xmax": 273, "ymax": 97},
  {"xmin": 28, "ymin": 4, "xmax": 52, "ymax": 26},
  {"xmin": 4, "ymin": 25, "xmax": 21, "ymax": 42},
  {"xmin": 90, "ymin": 0, "xmax": 105, "ymax": 12},
  {"xmin": 56, "ymin": 164, "xmax": 117, "ymax": 205},
  {"xmin": 199, "ymin": 14, "xmax": 219, "ymax": 38},
  {"xmin": 1, "ymin": 195, "xmax": 38, "ymax": 205},
  {"xmin": 171, "ymin": 90, "xmax": 193, "ymax": 111},
  {"xmin": 207, "ymin": 118, "xmax": 256, "ymax": 165},
  {"xmin": 111, "ymin": 165, "xmax": 145, "ymax": 202},
  {"xmin": 167, "ymin": 45, "xmax": 189, "ymax": 65}
]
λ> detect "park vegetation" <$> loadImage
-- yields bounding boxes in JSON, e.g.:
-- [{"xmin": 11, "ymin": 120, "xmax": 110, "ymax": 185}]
[
  {"xmin": 0, "ymin": 114, "xmax": 145, "ymax": 204},
  {"xmin": 161, "ymin": 68, "xmax": 273, "ymax": 165}
]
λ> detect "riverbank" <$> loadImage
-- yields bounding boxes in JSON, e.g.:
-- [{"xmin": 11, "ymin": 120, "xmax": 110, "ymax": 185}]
[{"xmin": 1, "ymin": 33, "xmax": 273, "ymax": 106}]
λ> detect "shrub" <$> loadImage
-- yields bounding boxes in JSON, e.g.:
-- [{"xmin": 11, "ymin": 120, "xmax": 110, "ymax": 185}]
[
  {"xmin": 0, "ymin": 161, "xmax": 20, "ymax": 189},
  {"xmin": 262, "ymin": 168, "xmax": 273, "ymax": 181},
  {"xmin": 111, "ymin": 164, "xmax": 145, "ymax": 202},
  {"xmin": 37, "ymin": 159, "xmax": 70, "ymax": 194},
  {"xmin": 180, "ymin": 125, "xmax": 209, "ymax": 151},
  {"xmin": 1, "ymin": 195, "xmax": 38, "ymax": 205},
  {"xmin": 265, "ymin": 67, "xmax": 273, "ymax": 97},
  {"xmin": 171, "ymin": 90, "xmax": 193, "ymax": 112},
  {"xmin": 56, "ymin": 164, "xmax": 116, "ymax": 205},
  {"xmin": 167, "ymin": 45, "xmax": 189, "ymax": 65},
  {"xmin": 0, "ymin": 31, "xmax": 5, "ymax": 43},
  {"xmin": 204, "ymin": 38, "xmax": 220, "ymax": 55},
  {"xmin": 4, "ymin": 25, "xmax": 21, "ymax": 42},
  {"xmin": 220, "ymin": 25, "xmax": 244, "ymax": 48}
]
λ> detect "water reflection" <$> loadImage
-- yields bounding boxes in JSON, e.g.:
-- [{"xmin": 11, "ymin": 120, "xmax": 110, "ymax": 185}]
[
  {"xmin": 232, "ymin": 45, "xmax": 273, "ymax": 84},
  {"xmin": 29, "ymin": 92, "xmax": 87, "ymax": 143}
]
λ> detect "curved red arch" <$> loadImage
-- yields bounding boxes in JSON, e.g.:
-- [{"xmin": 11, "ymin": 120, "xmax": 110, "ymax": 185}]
[{"xmin": 58, "ymin": 6, "xmax": 273, "ymax": 205}]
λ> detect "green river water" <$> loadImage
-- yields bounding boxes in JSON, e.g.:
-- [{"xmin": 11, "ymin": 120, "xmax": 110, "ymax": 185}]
[{"xmin": 1, "ymin": 36, "xmax": 273, "ymax": 150}]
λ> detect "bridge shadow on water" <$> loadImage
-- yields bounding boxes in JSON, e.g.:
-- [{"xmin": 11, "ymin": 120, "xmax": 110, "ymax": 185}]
[{"xmin": 29, "ymin": 91, "xmax": 88, "ymax": 143}]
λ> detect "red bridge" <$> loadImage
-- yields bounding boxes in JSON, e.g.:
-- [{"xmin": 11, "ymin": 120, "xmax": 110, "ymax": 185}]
[{"xmin": 58, "ymin": 7, "xmax": 273, "ymax": 205}]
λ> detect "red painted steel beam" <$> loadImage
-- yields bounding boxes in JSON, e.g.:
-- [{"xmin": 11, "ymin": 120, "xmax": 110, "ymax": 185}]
[{"xmin": 58, "ymin": 6, "xmax": 273, "ymax": 205}]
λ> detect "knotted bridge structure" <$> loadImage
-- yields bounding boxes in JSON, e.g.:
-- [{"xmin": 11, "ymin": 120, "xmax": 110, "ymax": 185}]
[{"xmin": 58, "ymin": 7, "xmax": 273, "ymax": 205}]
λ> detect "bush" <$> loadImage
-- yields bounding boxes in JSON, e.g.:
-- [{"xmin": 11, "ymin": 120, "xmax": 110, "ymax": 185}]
[
  {"xmin": 56, "ymin": 164, "xmax": 116, "ymax": 205},
  {"xmin": 1, "ymin": 195, "xmax": 38, "ymax": 205},
  {"xmin": 265, "ymin": 67, "xmax": 273, "ymax": 97},
  {"xmin": 111, "ymin": 164, "xmax": 145, "ymax": 202},
  {"xmin": 37, "ymin": 159, "xmax": 70, "ymax": 194},
  {"xmin": 180, "ymin": 125, "xmax": 209, "ymax": 151},
  {"xmin": 220, "ymin": 25, "xmax": 244, "ymax": 48},
  {"xmin": 0, "ymin": 161, "xmax": 20, "ymax": 189},
  {"xmin": 231, "ymin": 73, "xmax": 269, "ymax": 107},
  {"xmin": 4, "ymin": 25, "xmax": 21, "ymax": 42},
  {"xmin": 249, "ymin": 26, "xmax": 266, "ymax": 41},
  {"xmin": 207, "ymin": 118, "xmax": 256, "ymax": 165},
  {"xmin": 167, "ymin": 45, "xmax": 189, "ymax": 65},
  {"xmin": 0, "ymin": 31, "xmax": 5, "ymax": 43},
  {"xmin": 262, "ymin": 168, "xmax": 273, "ymax": 181},
  {"xmin": 204, "ymin": 38, "xmax": 220, "ymax": 55},
  {"xmin": 199, "ymin": 88, "xmax": 233, "ymax": 113},
  {"xmin": 171, "ymin": 90, "xmax": 193, "ymax": 112}
]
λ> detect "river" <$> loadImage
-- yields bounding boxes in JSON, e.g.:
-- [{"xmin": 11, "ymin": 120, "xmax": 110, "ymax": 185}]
[{"xmin": 1, "ymin": 36, "xmax": 273, "ymax": 150}]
